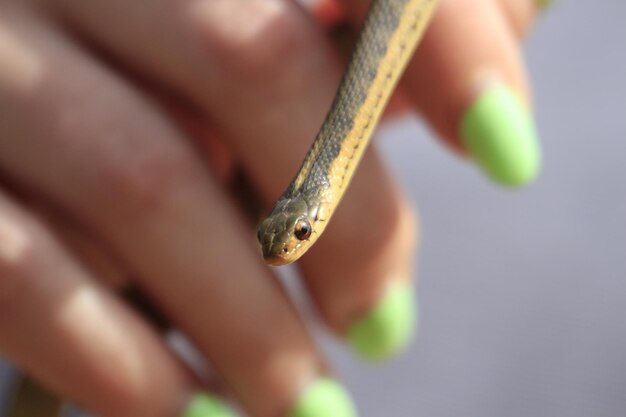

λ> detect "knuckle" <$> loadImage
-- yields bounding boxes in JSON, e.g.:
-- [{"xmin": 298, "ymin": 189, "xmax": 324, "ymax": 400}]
[
  {"xmin": 0, "ymin": 214, "xmax": 42, "ymax": 313},
  {"xmin": 194, "ymin": 0, "xmax": 312, "ymax": 79},
  {"xmin": 100, "ymin": 142, "xmax": 196, "ymax": 215}
]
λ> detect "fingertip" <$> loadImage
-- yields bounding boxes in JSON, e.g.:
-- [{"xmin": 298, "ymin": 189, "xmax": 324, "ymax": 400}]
[
  {"xmin": 347, "ymin": 282, "xmax": 417, "ymax": 361},
  {"xmin": 299, "ymin": 149, "xmax": 419, "ymax": 361},
  {"xmin": 460, "ymin": 82, "xmax": 541, "ymax": 186},
  {"xmin": 182, "ymin": 392, "xmax": 239, "ymax": 417},
  {"xmin": 289, "ymin": 378, "xmax": 358, "ymax": 417},
  {"xmin": 397, "ymin": 0, "xmax": 541, "ymax": 185}
]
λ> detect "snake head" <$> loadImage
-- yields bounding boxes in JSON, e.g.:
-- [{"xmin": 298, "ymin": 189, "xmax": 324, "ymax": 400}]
[{"xmin": 257, "ymin": 194, "xmax": 327, "ymax": 266}]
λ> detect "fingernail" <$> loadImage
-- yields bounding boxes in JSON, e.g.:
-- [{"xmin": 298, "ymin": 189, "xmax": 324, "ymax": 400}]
[
  {"xmin": 536, "ymin": 0, "xmax": 554, "ymax": 10},
  {"xmin": 289, "ymin": 378, "xmax": 357, "ymax": 417},
  {"xmin": 182, "ymin": 393, "xmax": 238, "ymax": 417},
  {"xmin": 348, "ymin": 283, "xmax": 417, "ymax": 361},
  {"xmin": 460, "ymin": 83, "xmax": 541, "ymax": 186}
]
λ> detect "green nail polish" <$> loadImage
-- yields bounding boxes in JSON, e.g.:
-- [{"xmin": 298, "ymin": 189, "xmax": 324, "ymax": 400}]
[
  {"xmin": 536, "ymin": 0, "xmax": 554, "ymax": 10},
  {"xmin": 183, "ymin": 393, "xmax": 237, "ymax": 417},
  {"xmin": 348, "ymin": 284, "xmax": 416, "ymax": 361},
  {"xmin": 460, "ymin": 84, "xmax": 541, "ymax": 186},
  {"xmin": 289, "ymin": 378, "xmax": 357, "ymax": 417}
]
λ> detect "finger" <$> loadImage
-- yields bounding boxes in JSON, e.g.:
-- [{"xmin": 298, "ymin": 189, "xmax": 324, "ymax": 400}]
[
  {"xmin": 28, "ymin": 203, "xmax": 129, "ymax": 289},
  {"xmin": 0, "ymin": 177, "xmax": 129, "ymax": 289},
  {"xmin": 310, "ymin": 0, "xmax": 544, "ymax": 115},
  {"xmin": 43, "ymin": 0, "xmax": 421, "ymax": 363},
  {"xmin": 0, "ymin": 189, "xmax": 207, "ymax": 417},
  {"xmin": 339, "ymin": 0, "xmax": 542, "ymax": 186},
  {"xmin": 301, "ymin": 151, "xmax": 419, "ymax": 361},
  {"xmin": 0, "ymin": 8, "xmax": 353, "ymax": 417}
]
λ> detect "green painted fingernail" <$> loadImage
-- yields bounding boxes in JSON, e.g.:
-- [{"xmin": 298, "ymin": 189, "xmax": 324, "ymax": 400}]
[
  {"xmin": 536, "ymin": 0, "xmax": 554, "ymax": 10},
  {"xmin": 289, "ymin": 378, "xmax": 357, "ymax": 417},
  {"xmin": 460, "ymin": 84, "xmax": 541, "ymax": 186},
  {"xmin": 183, "ymin": 393, "xmax": 238, "ymax": 417},
  {"xmin": 348, "ymin": 284, "xmax": 417, "ymax": 361}
]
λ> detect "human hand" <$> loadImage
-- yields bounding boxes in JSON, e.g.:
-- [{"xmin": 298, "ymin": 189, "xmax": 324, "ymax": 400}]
[{"xmin": 0, "ymin": 1, "xmax": 544, "ymax": 416}]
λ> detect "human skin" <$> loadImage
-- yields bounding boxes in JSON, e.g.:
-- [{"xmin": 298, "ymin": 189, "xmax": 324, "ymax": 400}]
[{"xmin": 0, "ymin": 0, "xmax": 543, "ymax": 416}]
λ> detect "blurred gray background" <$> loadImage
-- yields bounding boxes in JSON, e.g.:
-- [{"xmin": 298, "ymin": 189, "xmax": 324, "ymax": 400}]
[{"xmin": 2, "ymin": 0, "xmax": 625, "ymax": 416}]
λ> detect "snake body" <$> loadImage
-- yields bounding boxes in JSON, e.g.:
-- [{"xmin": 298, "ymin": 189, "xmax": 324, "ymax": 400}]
[{"xmin": 258, "ymin": 0, "xmax": 437, "ymax": 265}]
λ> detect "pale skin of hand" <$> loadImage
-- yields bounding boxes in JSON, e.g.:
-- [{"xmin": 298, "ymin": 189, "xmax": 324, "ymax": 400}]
[{"xmin": 0, "ymin": 1, "xmax": 541, "ymax": 416}]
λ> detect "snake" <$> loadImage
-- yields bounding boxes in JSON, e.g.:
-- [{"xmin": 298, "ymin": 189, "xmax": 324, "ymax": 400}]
[{"xmin": 258, "ymin": 0, "xmax": 438, "ymax": 265}]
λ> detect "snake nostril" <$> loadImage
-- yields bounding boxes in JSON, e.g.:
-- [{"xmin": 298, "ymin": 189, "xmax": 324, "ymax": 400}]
[{"xmin": 282, "ymin": 248, "xmax": 288, "ymax": 254}]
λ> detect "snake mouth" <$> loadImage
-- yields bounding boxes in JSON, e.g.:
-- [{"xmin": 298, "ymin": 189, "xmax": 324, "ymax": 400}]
[
  {"xmin": 263, "ymin": 254, "xmax": 292, "ymax": 266},
  {"xmin": 262, "ymin": 241, "xmax": 304, "ymax": 266},
  {"xmin": 261, "ymin": 243, "xmax": 292, "ymax": 266}
]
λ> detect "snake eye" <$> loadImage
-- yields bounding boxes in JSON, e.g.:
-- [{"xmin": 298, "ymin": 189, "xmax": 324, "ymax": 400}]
[{"xmin": 294, "ymin": 219, "xmax": 312, "ymax": 241}]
